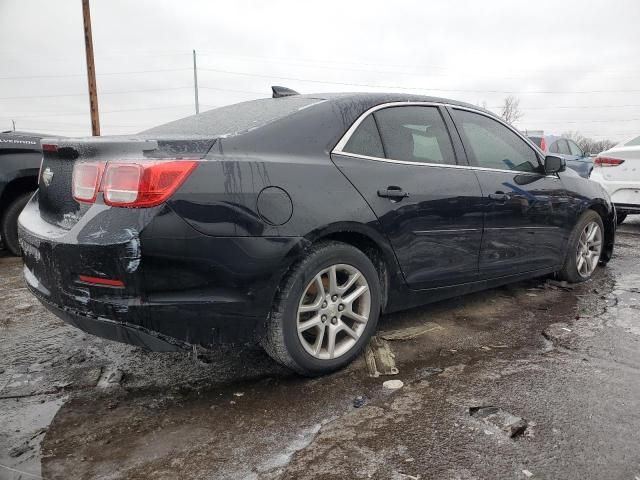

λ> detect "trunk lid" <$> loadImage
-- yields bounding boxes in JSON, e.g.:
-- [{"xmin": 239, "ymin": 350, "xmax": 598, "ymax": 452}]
[{"xmin": 37, "ymin": 136, "xmax": 215, "ymax": 229}]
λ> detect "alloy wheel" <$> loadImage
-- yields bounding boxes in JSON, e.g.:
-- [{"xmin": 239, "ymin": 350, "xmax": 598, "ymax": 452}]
[
  {"xmin": 296, "ymin": 264, "xmax": 371, "ymax": 360},
  {"xmin": 576, "ymin": 221, "xmax": 602, "ymax": 278}
]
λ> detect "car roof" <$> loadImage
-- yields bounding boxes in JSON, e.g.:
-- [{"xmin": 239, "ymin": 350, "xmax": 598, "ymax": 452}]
[
  {"xmin": 299, "ymin": 91, "xmax": 488, "ymax": 113},
  {"xmin": 0, "ymin": 130, "xmax": 52, "ymax": 138},
  {"xmin": 144, "ymin": 91, "xmax": 497, "ymax": 139}
]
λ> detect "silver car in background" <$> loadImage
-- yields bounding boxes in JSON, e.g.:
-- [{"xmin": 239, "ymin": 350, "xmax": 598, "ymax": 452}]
[{"xmin": 528, "ymin": 134, "xmax": 594, "ymax": 178}]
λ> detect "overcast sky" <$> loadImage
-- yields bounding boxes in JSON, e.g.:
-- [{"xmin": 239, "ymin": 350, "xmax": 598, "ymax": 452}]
[{"xmin": 1, "ymin": 0, "xmax": 639, "ymax": 141}]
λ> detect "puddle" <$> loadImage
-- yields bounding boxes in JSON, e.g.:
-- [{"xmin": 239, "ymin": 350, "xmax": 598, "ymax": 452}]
[{"xmin": 0, "ymin": 396, "xmax": 65, "ymax": 480}]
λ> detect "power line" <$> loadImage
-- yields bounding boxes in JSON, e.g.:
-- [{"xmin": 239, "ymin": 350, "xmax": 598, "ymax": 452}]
[
  {"xmin": 0, "ymin": 84, "xmax": 262, "ymax": 101},
  {"xmin": 0, "ymin": 104, "xmax": 198, "ymax": 119},
  {"xmin": 0, "ymin": 86, "xmax": 192, "ymax": 100},
  {"xmin": 197, "ymin": 50, "xmax": 640, "ymax": 76},
  {"xmin": 528, "ymin": 118, "xmax": 640, "ymax": 124},
  {"xmin": 196, "ymin": 67, "xmax": 640, "ymax": 95},
  {"xmin": 488, "ymin": 104, "xmax": 640, "ymax": 110},
  {"xmin": 0, "ymin": 67, "xmax": 191, "ymax": 80},
  {"xmin": 199, "ymin": 85, "xmax": 264, "ymax": 95}
]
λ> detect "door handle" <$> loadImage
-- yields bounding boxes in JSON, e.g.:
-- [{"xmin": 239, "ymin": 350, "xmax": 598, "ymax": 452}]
[
  {"xmin": 378, "ymin": 186, "xmax": 410, "ymax": 200},
  {"xmin": 488, "ymin": 191, "xmax": 509, "ymax": 201}
]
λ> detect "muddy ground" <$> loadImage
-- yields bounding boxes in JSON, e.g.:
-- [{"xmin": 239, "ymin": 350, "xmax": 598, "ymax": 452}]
[{"xmin": 1, "ymin": 220, "xmax": 639, "ymax": 480}]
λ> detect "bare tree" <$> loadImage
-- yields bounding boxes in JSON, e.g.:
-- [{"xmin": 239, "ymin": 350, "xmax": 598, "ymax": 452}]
[
  {"xmin": 563, "ymin": 131, "xmax": 618, "ymax": 155},
  {"xmin": 500, "ymin": 96, "xmax": 523, "ymax": 124}
]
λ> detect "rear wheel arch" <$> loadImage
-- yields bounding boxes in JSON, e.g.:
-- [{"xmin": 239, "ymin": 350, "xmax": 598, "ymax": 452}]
[
  {"xmin": 0, "ymin": 174, "xmax": 38, "ymax": 220},
  {"xmin": 262, "ymin": 239, "xmax": 382, "ymax": 375},
  {"xmin": 587, "ymin": 202, "xmax": 614, "ymax": 263},
  {"xmin": 303, "ymin": 223, "xmax": 403, "ymax": 313}
]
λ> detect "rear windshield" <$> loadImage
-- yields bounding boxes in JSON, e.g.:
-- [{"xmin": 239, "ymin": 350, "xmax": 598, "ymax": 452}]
[
  {"xmin": 528, "ymin": 136, "xmax": 543, "ymax": 148},
  {"xmin": 625, "ymin": 135, "xmax": 640, "ymax": 146},
  {"xmin": 142, "ymin": 97, "xmax": 324, "ymax": 137}
]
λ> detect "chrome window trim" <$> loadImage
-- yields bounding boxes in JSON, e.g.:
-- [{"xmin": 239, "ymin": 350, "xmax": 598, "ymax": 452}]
[
  {"xmin": 333, "ymin": 101, "xmax": 443, "ymax": 153},
  {"xmin": 332, "ymin": 101, "xmax": 552, "ymax": 177},
  {"xmin": 335, "ymin": 150, "xmax": 559, "ymax": 179},
  {"xmin": 445, "ymin": 104, "xmax": 546, "ymax": 158}
]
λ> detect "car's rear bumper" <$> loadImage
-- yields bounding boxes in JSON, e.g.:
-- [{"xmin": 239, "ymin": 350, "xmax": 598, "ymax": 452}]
[
  {"xmin": 18, "ymin": 196, "xmax": 307, "ymax": 350},
  {"xmin": 589, "ymin": 173, "xmax": 640, "ymax": 208},
  {"xmin": 35, "ymin": 293, "xmax": 184, "ymax": 351},
  {"xmin": 615, "ymin": 203, "xmax": 640, "ymax": 214}
]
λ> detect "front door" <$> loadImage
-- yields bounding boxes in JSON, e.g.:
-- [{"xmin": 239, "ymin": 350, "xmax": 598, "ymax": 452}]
[
  {"xmin": 448, "ymin": 107, "xmax": 570, "ymax": 278},
  {"xmin": 332, "ymin": 104, "xmax": 484, "ymax": 289}
]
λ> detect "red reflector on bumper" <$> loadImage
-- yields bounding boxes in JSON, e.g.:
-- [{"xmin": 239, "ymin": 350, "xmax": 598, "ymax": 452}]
[{"xmin": 78, "ymin": 275, "xmax": 125, "ymax": 287}]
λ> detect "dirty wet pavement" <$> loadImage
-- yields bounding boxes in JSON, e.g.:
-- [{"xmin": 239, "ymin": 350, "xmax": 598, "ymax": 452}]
[{"xmin": 1, "ymin": 220, "xmax": 639, "ymax": 480}]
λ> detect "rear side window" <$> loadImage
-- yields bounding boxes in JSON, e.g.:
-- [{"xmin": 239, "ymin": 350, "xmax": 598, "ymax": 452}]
[
  {"xmin": 452, "ymin": 109, "xmax": 540, "ymax": 172},
  {"xmin": 373, "ymin": 106, "xmax": 456, "ymax": 164},
  {"xmin": 343, "ymin": 115, "xmax": 384, "ymax": 158}
]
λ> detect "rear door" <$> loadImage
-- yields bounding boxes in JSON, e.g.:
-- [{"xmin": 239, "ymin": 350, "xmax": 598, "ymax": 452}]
[
  {"xmin": 332, "ymin": 104, "xmax": 484, "ymax": 290},
  {"xmin": 448, "ymin": 107, "xmax": 570, "ymax": 278}
]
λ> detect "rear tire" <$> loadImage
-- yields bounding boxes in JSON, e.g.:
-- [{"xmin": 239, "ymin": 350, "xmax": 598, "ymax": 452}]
[
  {"xmin": 1, "ymin": 192, "xmax": 33, "ymax": 256},
  {"xmin": 557, "ymin": 210, "xmax": 604, "ymax": 283},
  {"xmin": 616, "ymin": 213, "xmax": 627, "ymax": 225},
  {"xmin": 261, "ymin": 241, "xmax": 381, "ymax": 376}
]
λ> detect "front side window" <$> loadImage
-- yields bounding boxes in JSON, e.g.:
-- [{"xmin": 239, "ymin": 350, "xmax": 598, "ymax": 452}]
[
  {"xmin": 373, "ymin": 106, "xmax": 456, "ymax": 165},
  {"xmin": 568, "ymin": 140, "xmax": 583, "ymax": 156},
  {"xmin": 452, "ymin": 109, "xmax": 540, "ymax": 172}
]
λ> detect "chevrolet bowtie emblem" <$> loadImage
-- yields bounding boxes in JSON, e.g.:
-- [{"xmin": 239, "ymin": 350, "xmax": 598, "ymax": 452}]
[{"xmin": 42, "ymin": 167, "xmax": 54, "ymax": 187}]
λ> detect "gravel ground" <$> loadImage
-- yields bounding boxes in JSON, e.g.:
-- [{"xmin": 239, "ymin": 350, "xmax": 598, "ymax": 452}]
[{"xmin": 1, "ymin": 218, "xmax": 639, "ymax": 480}]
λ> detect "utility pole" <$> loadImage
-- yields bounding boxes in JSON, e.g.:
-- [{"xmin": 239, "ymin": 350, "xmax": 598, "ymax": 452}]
[
  {"xmin": 193, "ymin": 49, "xmax": 200, "ymax": 114},
  {"xmin": 11, "ymin": 120, "xmax": 15, "ymax": 132},
  {"xmin": 82, "ymin": 0, "xmax": 100, "ymax": 136}
]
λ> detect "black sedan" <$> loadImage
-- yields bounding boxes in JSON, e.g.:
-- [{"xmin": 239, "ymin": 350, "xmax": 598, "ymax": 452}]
[{"xmin": 18, "ymin": 90, "xmax": 616, "ymax": 375}]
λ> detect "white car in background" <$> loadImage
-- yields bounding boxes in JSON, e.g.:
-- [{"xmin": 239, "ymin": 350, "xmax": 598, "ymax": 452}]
[{"xmin": 590, "ymin": 135, "xmax": 640, "ymax": 224}]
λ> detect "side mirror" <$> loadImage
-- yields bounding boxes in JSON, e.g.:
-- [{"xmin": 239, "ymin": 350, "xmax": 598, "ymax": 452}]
[{"xmin": 544, "ymin": 155, "xmax": 566, "ymax": 174}]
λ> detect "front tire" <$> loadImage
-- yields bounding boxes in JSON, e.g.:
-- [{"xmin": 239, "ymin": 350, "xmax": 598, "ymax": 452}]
[
  {"xmin": 262, "ymin": 241, "xmax": 381, "ymax": 376},
  {"xmin": 557, "ymin": 210, "xmax": 604, "ymax": 283},
  {"xmin": 1, "ymin": 192, "xmax": 33, "ymax": 256}
]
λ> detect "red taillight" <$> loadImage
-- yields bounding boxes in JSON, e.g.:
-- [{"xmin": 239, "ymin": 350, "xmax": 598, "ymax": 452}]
[
  {"xmin": 540, "ymin": 137, "xmax": 547, "ymax": 152},
  {"xmin": 72, "ymin": 162, "xmax": 104, "ymax": 203},
  {"xmin": 593, "ymin": 156, "xmax": 625, "ymax": 167},
  {"xmin": 70, "ymin": 159, "xmax": 198, "ymax": 207},
  {"xmin": 78, "ymin": 275, "xmax": 124, "ymax": 288},
  {"xmin": 102, "ymin": 160, "xmax": 198, "ymax": 207},
  {"xmin": 42, "ymin": 143, "xmax": 58, "ymax": 152}
]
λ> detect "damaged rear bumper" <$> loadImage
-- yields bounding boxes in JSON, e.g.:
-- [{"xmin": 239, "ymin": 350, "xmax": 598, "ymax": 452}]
[
  {"xmin": 18, "ymin": 195, "xmax": 307, "ymax": 350},
  {"xmin": 36, "ymin": 293, "xmax": 183, "ymax": 352}
]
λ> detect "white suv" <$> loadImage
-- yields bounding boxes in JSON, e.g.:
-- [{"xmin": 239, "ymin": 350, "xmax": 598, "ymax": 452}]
[{"xmin": 590, "ymin": 135, "xmax": 640, "ymax": 224}]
